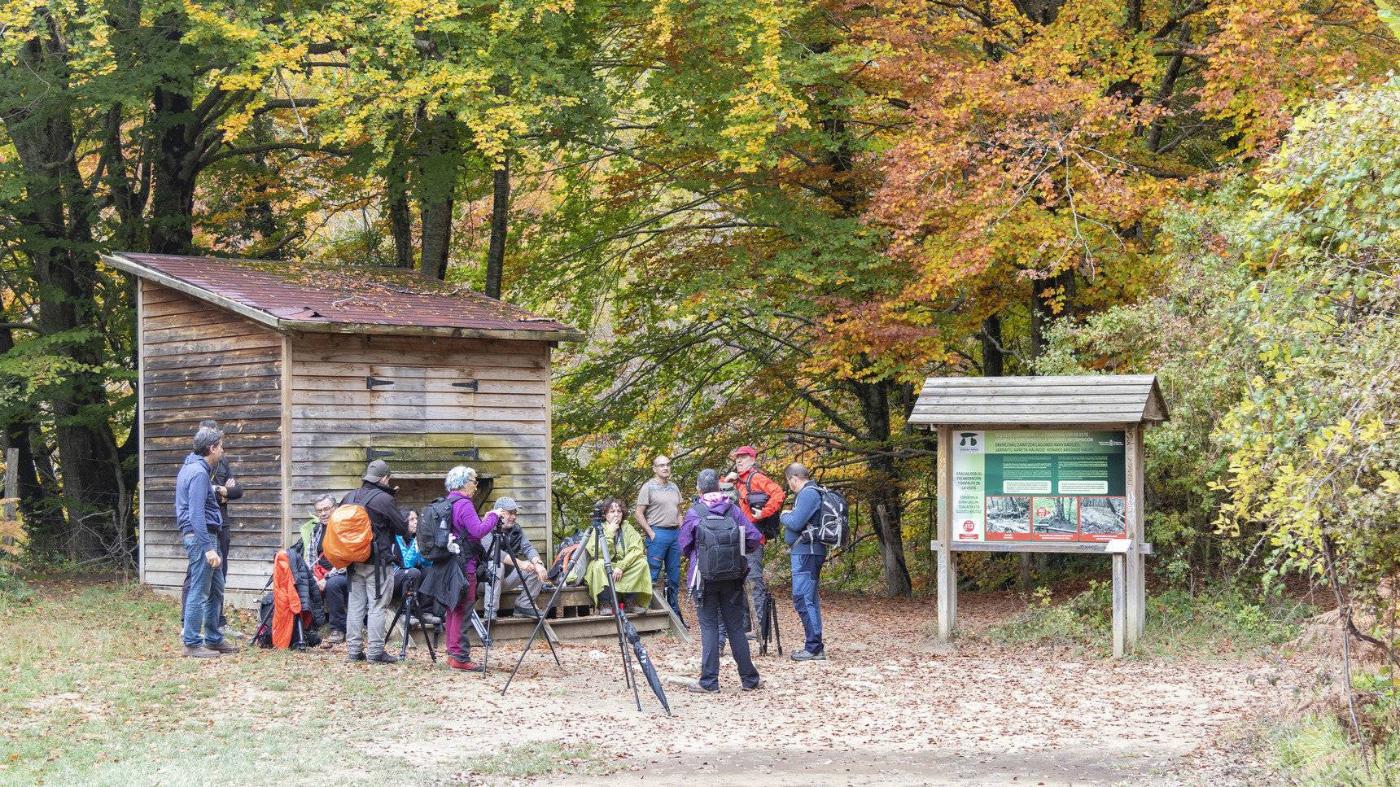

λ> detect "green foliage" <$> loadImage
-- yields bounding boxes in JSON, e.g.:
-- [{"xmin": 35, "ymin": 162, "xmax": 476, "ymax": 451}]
[
  {"xmin": 1274, "ymin": 673, "xmax": 1400, "ymax": 786},
  {"xmin": 985, "ymin": 583, "xmax": 1312, "ymax": 658}
]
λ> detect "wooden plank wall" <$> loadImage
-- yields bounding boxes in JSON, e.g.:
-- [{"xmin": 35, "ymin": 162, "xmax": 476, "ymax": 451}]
[
  {"xmin": 140, "ymin": 281, "xmax": 285, "ymax": 592},
  {"xmin": 287, "ymin": 332, "xmax": 552, "ymax": 556}
]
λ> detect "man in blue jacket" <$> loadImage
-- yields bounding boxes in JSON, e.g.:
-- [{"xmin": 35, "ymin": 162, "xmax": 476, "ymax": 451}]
[
  {"xmin": 177, "ymin": 426, "xmax": 236, "ymax": 658},
  {"xmin": 779, "ymin": 462, "xmax": 826, "ymax": 661}
]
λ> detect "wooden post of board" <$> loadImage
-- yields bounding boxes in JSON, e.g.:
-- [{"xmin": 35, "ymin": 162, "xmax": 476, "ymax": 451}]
[
  {"xmin": 935, "ymin": 425, "xmax": 956, "ymax": 641},
  {"xmin": 1111, "ymin": 549, "xmax": 1127, "ymax": 658},
  {"xmin": 1130, "ymin": 427, "xmax": 1147, "ymax": 642}
]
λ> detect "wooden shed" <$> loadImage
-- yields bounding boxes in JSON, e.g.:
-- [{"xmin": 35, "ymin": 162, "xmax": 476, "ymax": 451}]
[{"xmin": 103, "ymin": 252, "xmax": 582, "ymax": 601}]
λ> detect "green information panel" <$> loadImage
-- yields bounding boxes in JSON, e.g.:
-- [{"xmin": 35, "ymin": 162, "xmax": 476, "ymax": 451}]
[{"xmin": 951, "ymin": 430, "xmax": 1127, "ymax": 543}]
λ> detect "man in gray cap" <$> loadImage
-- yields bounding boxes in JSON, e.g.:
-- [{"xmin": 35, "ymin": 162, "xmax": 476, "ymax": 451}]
[
  {"xmin": 340, "ymin": 459, "xmax": 415, "ymax": 663},
  {"xmin": 479, "ymin": 497, "xmax": 548, "ymax": 620}
]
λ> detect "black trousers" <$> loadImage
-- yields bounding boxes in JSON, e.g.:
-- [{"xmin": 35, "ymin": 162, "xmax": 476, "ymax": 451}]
[
  {"xmin": 323, "ymin": 572, "xmax": 349, "ymax": 633},
  {"xmin": 180, "ymin": 523, "xmax": 231, "ymax": 627},
  {"xmin": 697, "ymin": 578, "xmax": 760, "ymax": 690},
  {"xmin": 326, "ymin": 568, "xmax": 419, "ymax": 634}
]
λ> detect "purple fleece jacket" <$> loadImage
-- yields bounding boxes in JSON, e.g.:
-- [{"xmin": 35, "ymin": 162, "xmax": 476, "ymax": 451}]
[
  {"xmin": 679, "ymin": 493, "xmax": 763, "ymax": 591},
  {"xmin": 447, "ymin": 491, "xmax": 492, "ymax": 576}
]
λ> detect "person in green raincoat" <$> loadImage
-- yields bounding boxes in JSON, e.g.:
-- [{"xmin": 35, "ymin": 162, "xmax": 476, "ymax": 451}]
[{"xmin": 584, "ymin": 498, "xmax": 654, "ymax": 613}]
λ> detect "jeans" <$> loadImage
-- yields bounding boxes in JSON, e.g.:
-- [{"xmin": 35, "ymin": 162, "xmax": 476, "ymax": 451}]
[
  {"xmin": 346, "ymin": 562, "xmax": 393, "ymax": 657},
  {"xmin": 181, "ymin": 533, "xmax": 225, "ymax": 647},
  {"xmin": 323, "ymin": 572, "xmax": 349, "ymax": 632},
  {"xmin": 791, "ymin": 552, "xmax": 825, "ymax": 654},
  {"xmin": 741, "ymin": 543, "xmax": 768, "ymax": 632},
  {"xmin": 697, "ymin": 578, "xmax": 760, "ymax": 690},
  {"xmin": 646, "ymin": 527, "xmax": 682, "ymax": 617},
  {"xmin": 180, "ymin": 522, "xmax": 229, "ymax": 628}
]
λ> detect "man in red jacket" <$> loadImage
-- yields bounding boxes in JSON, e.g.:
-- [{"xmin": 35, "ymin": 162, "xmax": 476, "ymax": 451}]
[{"xmin": 730, "ymin": 445, "xmax": 785, "ymax": 638}]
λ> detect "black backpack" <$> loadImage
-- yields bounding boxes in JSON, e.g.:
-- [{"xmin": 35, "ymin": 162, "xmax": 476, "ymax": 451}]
[
  {"xmin": 693, "ymin": 503, "xmax": 745, "ymax": 582},
  {"xmin": 742, "ymin": 472, "xmax": 781, "ymax": 540},
  {"xmin": 417, "ymin": 497, "xmax": 455, "ymax": 564}
]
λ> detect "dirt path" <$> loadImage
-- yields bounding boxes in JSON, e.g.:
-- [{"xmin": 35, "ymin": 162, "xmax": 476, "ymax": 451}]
[{"xmin": 374, "ymin": 592, "xmax": 1283, "ymax": 785}]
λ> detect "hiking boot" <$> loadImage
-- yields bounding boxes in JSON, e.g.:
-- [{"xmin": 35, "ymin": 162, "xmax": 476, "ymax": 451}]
[
  {"xmin": 742, "ymin": 679, "xmax": 765, "ymax": 691},
  {"xmin": 346, "ymin": 652, "xmax": 366, "ymax": 662},
  {"xmin": 449, "ymin": 657, "xmax": 485, "ymax": 673},
  {"xmin": 596, "ymin": 606, "xmax": 615, "ymax": 617},
  {"xmin": 205, "ymin": 640, "xmax": 240, "ymax": 654},
  {"xmin": 368, "ymin": 652, "xmax": 399, "ymax": 665},
  {"xmin": 327, "ymin": 630, "xmax": 346, "ymax": 645},
  {"xmin": 790, "ymin": 649, "xmax": 826, "ymax": 661},
  {"xmin": 686, "ymin": 681, "xmax": 719, "ymax": 694},
  {"xmin": 183, "ymin": 645, "xmax": 220, "ymax": 659}
]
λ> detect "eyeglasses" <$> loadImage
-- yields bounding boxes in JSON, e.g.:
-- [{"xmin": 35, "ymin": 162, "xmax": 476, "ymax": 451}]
[{"xmin": 653, "ymin": 462, "xmax": 670, "ymax": 468}]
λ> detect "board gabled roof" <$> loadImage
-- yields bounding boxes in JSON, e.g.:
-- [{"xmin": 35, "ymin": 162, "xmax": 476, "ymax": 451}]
[
  {"xmin": 909, "ymin": 375, "xmax": 1168, "ymax": 426},
  {"xmin": 103, "ymin": 252, "xmax": 583, "ymax": 342}
]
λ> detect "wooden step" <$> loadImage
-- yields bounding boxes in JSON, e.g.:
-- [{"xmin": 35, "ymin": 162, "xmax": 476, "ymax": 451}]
[{"xmin": 470, "ymin": 609, "xmax": 672, "ymax": 645}]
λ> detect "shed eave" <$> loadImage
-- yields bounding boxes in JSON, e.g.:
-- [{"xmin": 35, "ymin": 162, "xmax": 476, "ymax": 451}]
[
  {"xmin": 278, "ymin": 319, "xmax": 586, "ymax": 343},
  {"xmin": 102, "ymin": 252, "xmax": 283, "ymax": 332}
]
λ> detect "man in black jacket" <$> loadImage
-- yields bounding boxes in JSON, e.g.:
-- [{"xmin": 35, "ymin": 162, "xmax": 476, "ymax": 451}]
[
  {"xmin": 181, "ymin": 419, "xmax": 243, "ymax": 633},
  {"xmin": 341, "ymin": 459, "xmax": 416, "ymax": 664}
]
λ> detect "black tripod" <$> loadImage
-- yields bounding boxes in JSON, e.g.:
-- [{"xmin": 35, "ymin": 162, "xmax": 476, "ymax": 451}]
[
  {"xmin": 480, "ymin": 521, "xmax": 557, "ymax": 674},
  {"xmin": 387, "ymin": 586, "xmax": 439, "ymax": 663},
  {"xmin": 758, "ymin": 593, "xmax": 783, "ymax": 656},
  {"xmin": 504, "ymin": 512, "xmax": 643, "ymax": 713}
]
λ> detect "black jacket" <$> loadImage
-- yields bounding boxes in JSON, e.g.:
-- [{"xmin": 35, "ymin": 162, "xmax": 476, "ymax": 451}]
[
  {"xmin": 341, "ymin": 481, "xmax": 411, "ymax": 564},
  {"xmin": 286, "ymin": 539, "xmax": 326, "ymax": 626},
  {"xmin": 478, "ymin": 523, "xmax": 541, "ymax": 581},
  {"xmin": 211, "ymin": 456, "xmax": 242, "ymax": 513}
]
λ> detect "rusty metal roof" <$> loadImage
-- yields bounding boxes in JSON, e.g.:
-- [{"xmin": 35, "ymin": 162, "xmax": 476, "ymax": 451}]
[
  {"xmin": 909, "ymin": 375, "xmax": 1168, "ymax": 426},
  {"xmin": 102, "ymin": 252, "xmax": 583, "ymax": 342}
]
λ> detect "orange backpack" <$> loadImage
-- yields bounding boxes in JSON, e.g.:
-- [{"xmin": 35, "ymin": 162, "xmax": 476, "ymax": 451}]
[{"xmin": 322, "ymin": 504, "xmax": 373, "ymax": 568}]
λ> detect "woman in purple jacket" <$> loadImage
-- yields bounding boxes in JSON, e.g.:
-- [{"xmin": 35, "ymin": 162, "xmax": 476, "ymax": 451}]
[
  {"xmin": 443, "ymin": 465, "xmax": 493, "ymax": 672},
  {"xmin": 679, "ymin": 468, "xmax": 764, "ymax": 693}
]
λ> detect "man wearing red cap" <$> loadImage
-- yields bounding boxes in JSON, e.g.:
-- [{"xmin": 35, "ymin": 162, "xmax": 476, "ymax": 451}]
[{"xmin": 730, "ymin": 445, "xmax": 785, "ymax": 637}]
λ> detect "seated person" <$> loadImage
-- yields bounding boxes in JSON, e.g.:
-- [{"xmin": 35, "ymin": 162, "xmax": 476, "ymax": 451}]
[
  {"xmin": 478, "ymin": 497, "xmax": 548, "ymax": 619},
  {"xmin": 292, "ymin": 494, "xmax": 347, "ymax": 644},
  {"xmin": 393, "ymin": 519, "xmax": 426, "ymax": 607},
  {"xmin": 583, "ymin": 497, "xmax": 653, "ymax": 615}
]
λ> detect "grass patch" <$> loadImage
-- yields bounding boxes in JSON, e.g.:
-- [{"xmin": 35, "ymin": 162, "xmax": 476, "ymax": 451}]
[
  {"xmin": 1273, "ymin": 673, "xmax": 1400, "ymax": 787},
  {"xmin": 470, "ymin": 741, "xmax": 612, "ymax": 779},
  {"xmin": 982, "ymin": 582, "xmax": 1314, "ymax": 658}
]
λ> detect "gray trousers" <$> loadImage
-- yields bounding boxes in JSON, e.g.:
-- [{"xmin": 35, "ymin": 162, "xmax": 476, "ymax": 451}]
[
  {"xmin": 743, "ymin": 543, "xmax": 769, "ymax": 632},
  {"xmin": 346, "ymin": 561, "xmax": 393, "ymax": 656},
  {"xmin": 486, "ymin": 565, "xmax": 546, "ymax": 615}
]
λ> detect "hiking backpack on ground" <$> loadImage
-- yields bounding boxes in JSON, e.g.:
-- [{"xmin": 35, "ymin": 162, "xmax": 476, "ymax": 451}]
[
  {"xmin": 322, "ymin": 504, "xmax": 373, "ymax": 568},
  {"xmin": 801, "ymin": 485, "xmax": 849, "ymax": 547},
  {"xmin": 693, "ymin": 504, "xmax": 745, "ymax": 582},
  {"xmin": 416, "ymin": 497, "xmax": 456, "ymax": 564}
]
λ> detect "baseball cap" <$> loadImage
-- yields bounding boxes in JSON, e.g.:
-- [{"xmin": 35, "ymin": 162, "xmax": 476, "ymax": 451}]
[
  {"xmin": 363, "ymin": 459, "xmax": 391, "ymax": 481},
  {"xmin": 730, "ymin": 445, "xmax": 757, "ymax": 458},
  {"xmin": 495, "ymin": 497, "xmax": 520, "ymax": 512}
]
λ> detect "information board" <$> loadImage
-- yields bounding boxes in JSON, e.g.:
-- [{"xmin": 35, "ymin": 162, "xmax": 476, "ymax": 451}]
[{"xmin": 951, "ymin": 430, "xmax": 1127, "ymax": 542}]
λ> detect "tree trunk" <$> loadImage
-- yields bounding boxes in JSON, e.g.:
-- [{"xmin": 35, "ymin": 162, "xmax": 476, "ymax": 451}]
[
  {"xmin": 386, "ymin": 132, "xmax": 415, "ymax": 268},
  {"xmin": 148, "ymin": 11, "xmax": 202, "ymax": 254},
  {"xmin": 4, "ymin": 22, "xmax": 128, "ymax": 559},
  {"xmin": 484, "ymin": 153, "xmax": 509, "ymax": 299},
  {"xmin": 414, "ymin": 113, "xmax": 460, "ymax": 281},
  {"xmin": 850, "ymin": 376, "xmax": 913, "ymax": 596},
  {"xmin": 981, "ymin": 314, "xmax": 1004, "ymax": 376}
]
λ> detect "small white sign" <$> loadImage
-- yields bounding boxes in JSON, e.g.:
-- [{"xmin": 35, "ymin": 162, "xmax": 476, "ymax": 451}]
[
  {"xmin": 1105, "ymin": 538, "xmax": 1133, "ymax": 554},
  {"xmin": 1058, "ymin": 480, "xmax": 1109, "ymax": 495},
  {"xmin": 1003, "ymin": 480, "xmax": 1052, "ymax": 494}
]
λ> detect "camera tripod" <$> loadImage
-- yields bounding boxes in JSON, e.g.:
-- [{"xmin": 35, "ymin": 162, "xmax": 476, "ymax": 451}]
[
  {"xmin": 479, "ymin": 520, "xmax": 557, "ymax": 674},
  {"xmin": 387, "ymin": 585, "xmax": 439, "ymax": 663},
  {"xmin": 504, "ymin": 511, "xmax": 663, "ymax": 714}
]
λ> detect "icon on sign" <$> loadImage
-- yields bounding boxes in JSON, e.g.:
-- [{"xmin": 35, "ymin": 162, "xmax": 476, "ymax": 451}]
[
  {"xmin": 962, "ymin": 520, "xmax": 975, "ymax": 533},
  {"xmin": 959, "ymin": 432, "xmax": 979, "ymax": 448}
]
